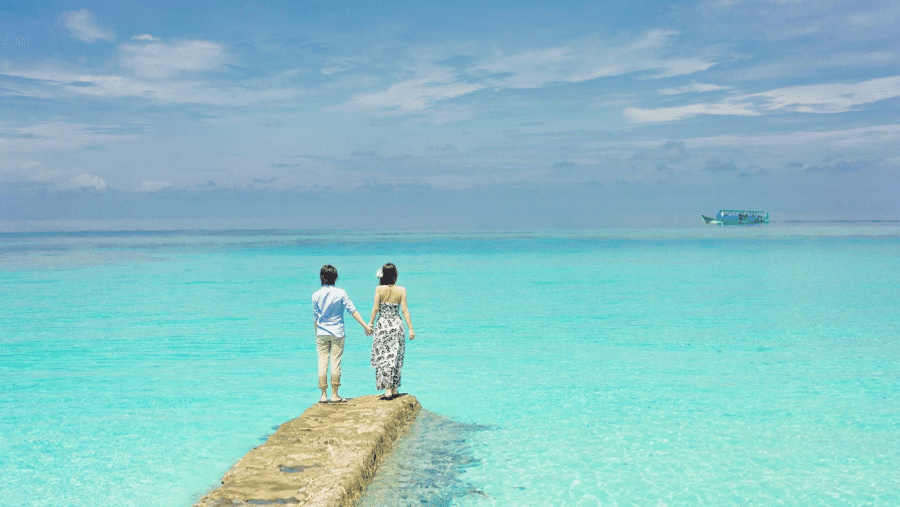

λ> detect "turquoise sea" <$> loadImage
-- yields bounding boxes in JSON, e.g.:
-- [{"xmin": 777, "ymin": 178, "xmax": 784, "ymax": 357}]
[{"xmin": 1, "ymin": 225, "xmax": 899, "ymax": 506}]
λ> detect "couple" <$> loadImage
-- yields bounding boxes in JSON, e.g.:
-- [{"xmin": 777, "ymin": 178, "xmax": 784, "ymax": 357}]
[{"xmin": 312, "ymin": 263, "xmax": 415, "ymax": 404}]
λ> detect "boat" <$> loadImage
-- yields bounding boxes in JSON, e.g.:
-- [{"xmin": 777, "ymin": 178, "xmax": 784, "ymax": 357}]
[{"xmin": 702, "ymin": 209, "xmax": 769, "ymax": 225}]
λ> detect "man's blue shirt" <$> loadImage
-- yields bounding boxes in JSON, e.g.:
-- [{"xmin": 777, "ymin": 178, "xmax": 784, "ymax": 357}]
[{"xmin": 312, "ymin": 285, "xmax": 357, "ymax": 337}]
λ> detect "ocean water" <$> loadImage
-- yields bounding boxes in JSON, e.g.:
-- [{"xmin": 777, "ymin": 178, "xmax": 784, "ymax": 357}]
[{"xmin": 1, "ymin": 226, "xmax": 898, "ymax": 506}]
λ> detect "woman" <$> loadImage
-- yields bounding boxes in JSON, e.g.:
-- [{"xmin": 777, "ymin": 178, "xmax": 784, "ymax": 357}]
[{"xmin": 368, "ymin": 263, "xmax": 415, "ymax": 400}]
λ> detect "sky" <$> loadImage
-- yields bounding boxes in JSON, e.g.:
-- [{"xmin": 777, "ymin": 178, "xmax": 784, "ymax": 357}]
[{"xmin": 1, "ymin": 0, "xmax": 899, "ymax": 229}]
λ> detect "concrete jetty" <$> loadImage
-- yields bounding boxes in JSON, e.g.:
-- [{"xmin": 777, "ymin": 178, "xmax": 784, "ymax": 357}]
[{"xmin": 193, "ymin": 394, "xmax": 421, "ymax": 507}]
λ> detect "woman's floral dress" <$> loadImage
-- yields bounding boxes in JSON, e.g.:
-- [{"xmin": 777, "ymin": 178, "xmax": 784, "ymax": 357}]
[{"xmin": 371, "ymin": 302, "xmax": 405, "ymax": 389}]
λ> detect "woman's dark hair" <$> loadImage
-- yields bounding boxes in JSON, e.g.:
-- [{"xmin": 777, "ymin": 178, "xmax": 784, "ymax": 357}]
[
  {"xmin": 320, "ymin": 265, "xmax": 338, "ymax": 285},
  {"xmin": 379, "ymin": 263, "xmax": 398, "ymax": 285}
]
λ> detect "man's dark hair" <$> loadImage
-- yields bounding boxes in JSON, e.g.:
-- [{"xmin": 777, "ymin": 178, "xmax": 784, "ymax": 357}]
[{"xmin": 320, "ymin": 265, "xmax": 338, "ymax": 285}]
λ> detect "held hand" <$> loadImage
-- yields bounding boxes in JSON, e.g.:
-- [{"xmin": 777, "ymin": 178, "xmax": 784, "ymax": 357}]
[{"xmin": 365, "ymin": 324, "xmax": 374, "ymax": 335}]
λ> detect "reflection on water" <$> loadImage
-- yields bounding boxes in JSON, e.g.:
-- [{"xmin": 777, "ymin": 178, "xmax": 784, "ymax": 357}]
[{"xmin": 356, "ymin": 410, "xmax": 489, "ymax": 507}]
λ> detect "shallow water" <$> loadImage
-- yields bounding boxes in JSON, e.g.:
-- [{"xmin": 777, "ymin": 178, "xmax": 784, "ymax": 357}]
[{"xmin": 1, "ymin": 226, "xmax": 898, "ymax": 506}]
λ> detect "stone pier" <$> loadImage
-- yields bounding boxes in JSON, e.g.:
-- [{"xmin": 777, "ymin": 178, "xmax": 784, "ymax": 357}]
[{"xmin": 193, "ymin": 394, "xmax": 421, "ymax": 507}]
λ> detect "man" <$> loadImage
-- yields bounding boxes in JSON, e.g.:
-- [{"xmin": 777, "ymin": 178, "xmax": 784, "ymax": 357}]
[{"xmin": 312, "ymin": 265, "xmax": 372, "ymax": 403}]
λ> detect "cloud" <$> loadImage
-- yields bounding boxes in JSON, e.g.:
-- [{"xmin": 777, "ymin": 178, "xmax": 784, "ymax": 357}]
[
  {"xmin": 631, "ymin": 140, "xmax": 689, "ymax": 163},
  {"xmin": 320, "ymin": 58, "xmax": 358, "ymax": 75},
  {"xmin": 696, "ymin": 0, "xmax": 900, "ymax": 45},
  {"xmin": 120, "ymin": 38, "xmax": 231, "ymax": 78},
  {"xmin": 805, "ymin": 160, "xmax": 872, "ymax": 173},
  {"xmin": 654, "ymin": 58, "xmax": 717, "ymax": 78},
  {"xmin": 658, "ymin": 82, "xmax": 731, "ymax": 95},
  {"xmin": 685, "ymin": 124, "xmax": 900, "ymax": 151},
  {"xmin": 344, "ymin": 71, "xmax": 483, "ymax": 113},
  {"xmin": 704, "ymin": 159, "xmax": 738, "ymax": 172},
  {"xmin": 71, "ymin": 174, "xmax": 107, "ymax": 190},
  {"xmin": 138, "ymin": 180, "xmax": 171, "ymax": 192},
  {"xmin": 477, "ymin": 31, "xmax": 714, "ymax": 88},
  {"xmin": 738, "ymin": 167, "xmax": 771, "ymax": 178},
  {"xmin": 625, "ymin": 75, "xmax": 900, "ymax": 123},
  {"xmin": 624, "ymin": 102, "xmax": 759, "ymax": 123},
  {"xmin": 60, "ymin": 9, "xmax": 114, "ymax": 43},
  {"xmin": 1, "ymin": 67, "xmax": 297, "ymax": 106},
  {"xmin": 753, "ymin": 76, "xmax": 900, "ymax": 113},
  {"xmin": 0, "ymin": 122, "xmax": 136, "ymax": 153},
  {"xmin": 0, "ymin": 32, "xmax": 263, "ymax": 105},
  {"xmin": 341, "ymin": 31, "xmax": 716, "ymax": 114},
  {"xmin": 0, "ymin": 35, "xmax": 31, "ymax": 60}
]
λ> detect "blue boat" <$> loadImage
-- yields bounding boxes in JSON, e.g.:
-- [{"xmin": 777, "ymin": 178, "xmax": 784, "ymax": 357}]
[{"xmin": 702, "ymin": 209, "xmax": 769, "ymax": 225}]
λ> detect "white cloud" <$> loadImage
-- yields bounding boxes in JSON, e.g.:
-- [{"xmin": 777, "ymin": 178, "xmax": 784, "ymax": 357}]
[
  {"xmin": 1, "ymin": 67, "xmax": 297, "ymax": 106},
  {"xmin": 341, "ymin": 31, "xmax": 717, "ymax": 114},
  {"xmin": 631, "ymin": 29, "xmax": 679, "ymax": 49},
  {"xmin": 478, "ymin": 46, "xmax": 594, "ymax": 89},
  {"xmin": 1, "ymin": 35, "xmax": 256, "ymax": 105},
  {"xmin": 624, "ymin": 103, "xmax": 759, "ymax": 123},
  {"xmin": 320, "ymin": 59, "xmax": 359, "ymax": 75},
  {"xmin": 0, "ymin": 160, "xmax": 62, "ymax": 186},
  {"xmin": 59, "ymin": 9, "xmax": 114, "ymax": 43},
  {"xmin": 138, "ymin": 180, "xmax": 172, "ymax": 192},
  {"xmin": 659, "ymin": 82, "xmax": 731, "ymax": 95},
  {"xmin": 0, "ymin": 122, "xmax": 136, "ymax": 153},
  {"xmin": 626, "ymin": 75, "xmax": 900, "ymax": 122},
  {"xmin": 71, "ymin": 174, "xmax": 107, "ymax": 191},
  {"xmin": 479, "ymin": 31, "xmax": 714, "ymax": 89},
  {"xmin": 690, "ymin": 124, "xmax": 900, "ymax": 149},
  {"xmin": 345, "ymin": 72, "xmax": 482, "ymax": 113},
  {"xmin": 653, "ymin": 58, "xmax": 716, "ymax": 78},
  {"xmin": 641, "ymin": 124, "xmax": 900, "ymax": 175},
  {"xmin": 752, "ymin": 75, "xmax": 900, "ymax": 113},
  {"xmin": 120, "ymin": 39, "xmax": 230, "ymax": 78}
]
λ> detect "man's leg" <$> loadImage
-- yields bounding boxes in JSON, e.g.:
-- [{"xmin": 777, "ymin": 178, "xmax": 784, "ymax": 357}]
[
  {"xmin": 316, "ymin": 335, "xmax": 331, "ymax": 402},
  {"xmin": 330, "ymin": 336, "xmax": 345, "ymax": 400}
]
